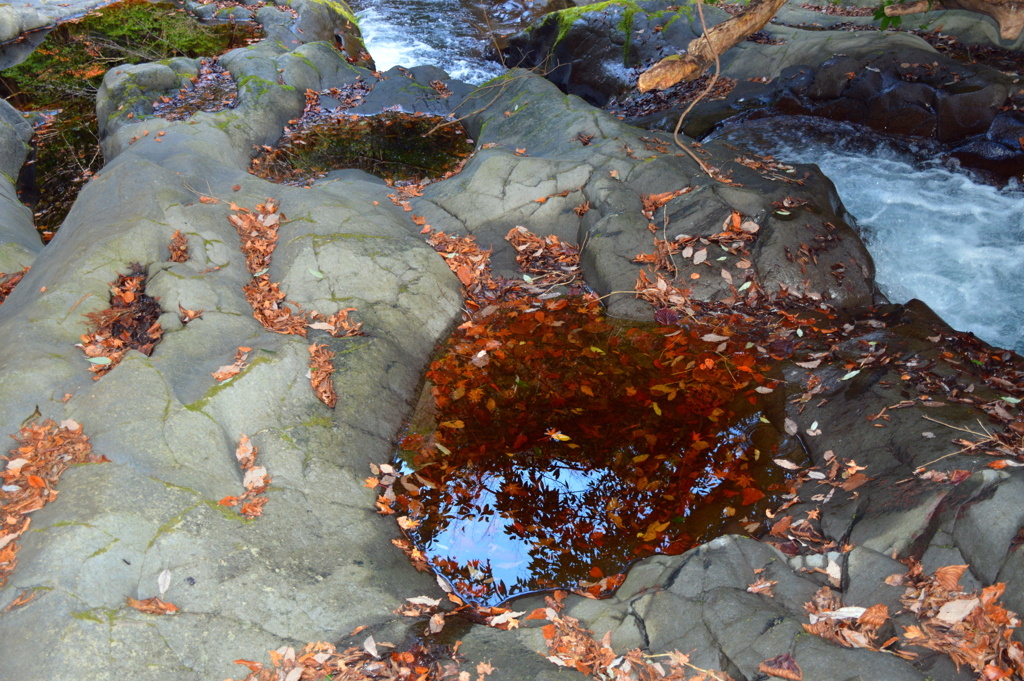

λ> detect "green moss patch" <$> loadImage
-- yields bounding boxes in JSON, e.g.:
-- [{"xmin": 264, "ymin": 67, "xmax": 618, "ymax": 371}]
[{"xmin": 0, "ymin": 0, "xmax": 261, "ymax": 236}]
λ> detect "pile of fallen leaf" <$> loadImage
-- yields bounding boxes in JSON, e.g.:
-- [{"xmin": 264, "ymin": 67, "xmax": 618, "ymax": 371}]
[
  {"xmin": 231, "ymin": 198, "xmax": 283, "ymax": 274},
  {"xmin": 504, "ymin": 226, "xmax": 582, "ymax": 290},
  {"xmin": 426, "ymin": 225, "xmax": 589, "ymax": 304},
  {"xmin": 764, "ymin": 449, "xmax": 867, "ymax": 559},
  {"xmin": 797, "ymin": 560, "xmax": 1024, "ymax": 679},
  {"xmin": 76, "ymin": 264, "xmax": 163, "ymax": 378},
  {"xmin": 802, "ymin": 586, "xmax": 897, "ymax": 658},
  {"xmin": 309, "ymin": 343, "xmax": 337, "ymax": 407},
  {"xmin": 152, "ymin": 57, "xmax": 241, "ymax": 122},
  {"xmin": 0, "ymin": 267, "xmax": 28, "ymax": 305},
  {"xmin": 167, "ymin": 230, "xmax": 189, "ymax": 263},
  {"xmin": 894, "ymin": 561, "xmax": 1024, "ymax": 678},
  {"xmin": 244, "ymin": 275, "xmax": 311, "ymax": 335},
  {"xmin": 798, "ymin": 2, "xmax": 874, "ymax": 15},
  {"xmin": 218, "ymin": 434, "xmax": 271, "ymax": 519},
  {"xmin": 426, "ymin": 229, "xmax": 501, "ymax": 300},
  {"xmin": 608, "ymin": 74, "xmax": 737, "ymax": 120},
  {"xmin": 735, "ymin": 152, "xmax": 803, "ymax": 184},
  {"xmin": 229, "ymin": 638, "xmax": 493, "ymax": 681},
  {"xmin": 534, "ymin": 590, "xmax": 733, "ymax": 679},
  {"xmin": 127, "ymin": 570, "xmax": 179, "ymax": 617},
  {"xmin": 1, "ymin": 419, "xmax": 105, "ymax": 588},
  {"xmin": 228, "ymin": 198, "xmax": 365, "ymax": 409},
  {"xmin": 633, "ymin": 209, "xmax": 761, "ymax": 313},
  {"xmin": 230, "ymin": 199, "xmax": 310, "ymax": 335}
]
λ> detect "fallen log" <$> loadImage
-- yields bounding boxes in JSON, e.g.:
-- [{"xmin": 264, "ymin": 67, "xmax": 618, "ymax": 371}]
[{"xmin": 638, "ymin": 0, "xmax": 789, "ymax": 92}]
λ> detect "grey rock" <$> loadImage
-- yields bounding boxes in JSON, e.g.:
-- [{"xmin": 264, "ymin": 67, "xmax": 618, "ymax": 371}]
[
  {"xmin": 844, "ymin": 546, "xmax": 908, "ymax": 613},
  {"xmin": 0, "ymin": 98, "xmax": 40, "ymax": 271},
  {"xmin": 953, "ymin": 475, "xmax": 1024, "ymax": 584}
]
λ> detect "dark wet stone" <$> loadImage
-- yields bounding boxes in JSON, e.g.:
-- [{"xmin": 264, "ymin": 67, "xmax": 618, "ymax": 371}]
[
  {"xmin": 937, "ymin": 82, "xmax": 1008, "ymax": 143},
  {"xmin": 807, "ymin": 56, "xmax": 861, "ymax": 101}
]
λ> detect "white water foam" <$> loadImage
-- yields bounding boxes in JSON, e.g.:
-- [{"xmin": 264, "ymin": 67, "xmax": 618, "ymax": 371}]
[
  {"xmin": 353, "ymin": 0, "xmax": 503, "ymax": 83},
  {"xmin": 715, "ymin": 117, "xmax": 1024, "ymax": 353}
]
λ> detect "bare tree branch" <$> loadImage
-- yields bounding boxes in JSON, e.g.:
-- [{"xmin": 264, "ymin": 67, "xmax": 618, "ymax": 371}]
[{"xmin": 638, "ymin": 0, "xmax": 788, "ymax": 92}]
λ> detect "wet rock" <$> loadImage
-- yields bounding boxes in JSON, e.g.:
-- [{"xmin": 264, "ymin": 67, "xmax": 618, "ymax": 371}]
[
  {"xmin": 807, "ymin": 56, "xmax": 862, "ymax": 101},
  {"xmin": 953, "ymin": 474, "xmax": 1024, "ymax": 584},
  {"xmin": 937, "ymin": 81, "xmax": 1008, "ymax": 142},
  {"xmin": 844, "ymin": 546, "xmax": 909, "ymax": 614},
  {"xmin": 549, "ymin": 536, "xmax": 927, "ymax": 681},
  {"xmin": 0, "ymin": 98, "xmax": 40, "ymax": 271}
]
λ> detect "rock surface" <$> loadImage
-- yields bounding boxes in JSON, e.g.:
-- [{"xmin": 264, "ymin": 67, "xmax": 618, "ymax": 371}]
[
  {"xmin": 0, "ymin": 2, "xmax": 1023, "ymax": 680},
  {"xmin": 0, "ymin": 98, "xmax": 40, "ymax": 272}
]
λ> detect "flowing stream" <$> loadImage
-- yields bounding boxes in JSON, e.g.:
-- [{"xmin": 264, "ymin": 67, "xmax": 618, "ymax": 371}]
[
  {"xmin": 351, "ymin": 0, "xmax": 504, "ymax": 82},
  {"xmin": 713, "ymin": 116, "xmax": 1024, "ymax": 354}
]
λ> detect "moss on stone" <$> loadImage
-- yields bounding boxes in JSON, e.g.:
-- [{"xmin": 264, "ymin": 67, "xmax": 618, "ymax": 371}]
[
  {"xmin": 302, "ymin": 414, "xmax": 333, "ymax": 428},
  {"xmin": 550, "ymin": 0, "xmax": 641, "ymax": 47},
  {"xmin": 303, "ymin": 0, "xmax": 360, "ymax": 26},
  {"xmin": 184, "ymin": 356, "xmax": 274, "ymax": 412},
  {"xmin": 72, "ymin": 611, "xmax": 105, "ymax": 624}
]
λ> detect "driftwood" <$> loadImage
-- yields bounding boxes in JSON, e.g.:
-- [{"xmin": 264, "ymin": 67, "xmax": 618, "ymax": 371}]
[
  {"xmin": 884, "ymin": 0, "xmax": 1024, "ymax": 40},
  {"xmin": 638, "ymin": 0, "xmax": 789, "ymax": 92}
]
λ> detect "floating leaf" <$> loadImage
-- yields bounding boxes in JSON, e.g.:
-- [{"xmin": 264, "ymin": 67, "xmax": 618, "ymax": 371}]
[
  {"xmin": 840, "ymin": 370, "xmax": 860, "ymax": 381},
  {"xmin": 773, "ymin": 458, "xmax": 801, "ymax": 470}
]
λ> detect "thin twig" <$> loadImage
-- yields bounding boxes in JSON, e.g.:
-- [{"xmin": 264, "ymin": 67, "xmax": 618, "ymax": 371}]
[
  {"xmin": 921, "ymin": 415, "xmax": 990, "ymax": 438},
  {"xmin": 672, "ymin": 0, "xmax": 719, "ymax": 178}
]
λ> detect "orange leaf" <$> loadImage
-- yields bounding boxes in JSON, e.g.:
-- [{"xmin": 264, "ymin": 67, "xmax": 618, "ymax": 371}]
[
  {"xmin": 218, "ymin": 495, "xmax": 241, "ymax": 506},
  {"xmin": 234, "ymin": 659, "xmax": 263, "ymax": 672},
  {"xmin": 934, "ymin": 564, "xmax": 967, "ymax": 592},
  {"xmin": 412, "ymin": 214, "xmax": 427, "ymax": 226},
  {"xmin": 26, "ymin": 475, "xmax": 46, "ymax": 488},
  {"xmin": 741, "ymin": 487, "xmax": 764, "ymax": 505},
  {"xmin": 541, "ymin": 623, "xmax": 556, "ymax": 639},
  {"xmin": 525, "ymin": 608, "xmax": 547, "ymax": 621},
  {"xmin": 535, "ymin": 196, "xmax": 547, "ymax": 204}
]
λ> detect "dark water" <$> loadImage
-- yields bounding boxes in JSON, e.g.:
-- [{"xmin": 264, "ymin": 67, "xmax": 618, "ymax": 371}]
[{"xmin": 391, "ymin": 297, "xmax": 799, "ymax": 605}]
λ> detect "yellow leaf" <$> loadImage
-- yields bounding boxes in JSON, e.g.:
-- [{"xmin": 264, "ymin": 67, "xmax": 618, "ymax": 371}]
[{"xmin": 652, "ymin": 402, "xmax": 662, "ymax": 416}]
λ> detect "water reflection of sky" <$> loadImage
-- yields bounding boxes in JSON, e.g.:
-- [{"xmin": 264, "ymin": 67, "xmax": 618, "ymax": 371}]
[{"xmin": 399, "ymin": 413, "xmax": 762, "ymax": 602}]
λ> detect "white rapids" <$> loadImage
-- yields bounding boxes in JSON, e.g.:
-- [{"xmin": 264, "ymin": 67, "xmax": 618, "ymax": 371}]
[{"xmin": 713, "ymin": 116, "xmax": 1024, "ymax": 353}]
